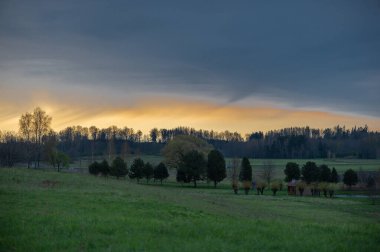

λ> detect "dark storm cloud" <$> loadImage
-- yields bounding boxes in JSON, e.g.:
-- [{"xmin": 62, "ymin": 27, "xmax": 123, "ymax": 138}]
[{"xmin": 1, "ymin": 0, "xmax": 379, "ymax": 116}]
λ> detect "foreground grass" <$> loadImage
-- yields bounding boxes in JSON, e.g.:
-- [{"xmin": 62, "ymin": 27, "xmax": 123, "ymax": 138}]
[{"xmin": 1, "ymin": 168, "xmax": 380, "ymax": 251}]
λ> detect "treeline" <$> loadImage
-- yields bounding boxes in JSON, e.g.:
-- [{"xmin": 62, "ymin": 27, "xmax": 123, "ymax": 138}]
[
  {"xmin": 1, "ymin": 107, "xmax": 380, "ymax": 167},
  {"xmin": 56, "ymin": 124, "xmax": 380, "ymax": 159}
]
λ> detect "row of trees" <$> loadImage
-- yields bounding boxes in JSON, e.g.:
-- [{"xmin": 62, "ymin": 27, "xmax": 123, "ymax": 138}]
[
  {"xmin": 284, "ymin": 162, "xmax": 339, "ymax": 184},
  {"xmin": 89, "ymin": 157, "xmax": 169, "ymax": 184}
]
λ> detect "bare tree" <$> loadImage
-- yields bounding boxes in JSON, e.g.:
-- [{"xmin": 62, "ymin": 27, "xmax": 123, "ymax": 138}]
[
  {"xmin": 260, "ymin": 160, "xmax": 275, "ymax": 186},
  {"xmin": 0, "ymin": 131, "xmax": 18, "ymax": 167},
  {"xmin": 89, "ymin": 126, "xmax": 98, "ymax": 163},
  {"xmin": 19, "ymin": 112, "xmax": 34, "ymax": 168},
  {"xmin": 32, "ymin": 107, "xmax": 52, "ymax": 168}
]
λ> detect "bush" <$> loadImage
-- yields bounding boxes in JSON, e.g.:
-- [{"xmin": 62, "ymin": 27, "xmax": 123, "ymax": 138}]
[
  {"xmin": 319, "ymin": 182, "xmax": 329, "ymax": 197},
  {"xmin": 270, "ymin": 181, "xmax": 281, "ymax": 196},
  {"xmin": 256, "ymin": 181, "xmax": 267, "ymax": 195},
  {"xmin": 297, "ymin": 181, "xmax": 307, "ymax": 196},
  {"xmin": 327, "ymin": 183, "xmax": 337, "ymax": 198},
  {"xmin": 242, "ymin": 181, "xmax": 251, "ymax": 195}
]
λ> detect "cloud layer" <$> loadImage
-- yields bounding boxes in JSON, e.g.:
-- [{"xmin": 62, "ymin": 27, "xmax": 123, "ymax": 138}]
[{"xmin": 1, "ymin": 0, "xmax": 379, "ymax": 131}]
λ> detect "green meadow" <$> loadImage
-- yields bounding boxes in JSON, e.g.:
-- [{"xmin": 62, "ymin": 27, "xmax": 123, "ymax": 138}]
[{"xmin": 1, "ymin": 167, "xmax": 380, "ymax": 251}]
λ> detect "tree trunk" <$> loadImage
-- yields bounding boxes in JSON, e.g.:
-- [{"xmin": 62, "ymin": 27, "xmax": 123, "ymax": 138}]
[
  {"xmin": 273, "ymin": 189, "xmax": 277, "ymax": 196},
  {"xmin": 214, "ymin": 181, "xmax": 217, "ymax": 188},
  {"xmin": 194, "ymin": 180, "xmax": 197, "ymax": 188}
]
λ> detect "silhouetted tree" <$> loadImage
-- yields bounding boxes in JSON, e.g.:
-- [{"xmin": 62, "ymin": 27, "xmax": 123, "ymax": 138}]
[
  {"xmin": 343, "ymin": 169, "xmax": 358, "ymax": 189},
  {"xmin": 89, "ymin": 161, "xmax": 101, "ymax": 175},
  {"xmin": 154, "ymin": 162, "xmax": 169, "ymax": 184},
  {"xmin": 100, "ymin": 159, "xmax": 110, "ymax": 176},
  {"xmin": 207, "ymin": 149, "xmax": 226, "ymax": 188},
  {"xmin": 129, "ymin": 158, "xmax": 144, "ymax": 182},
  {"xmin": 150, "ymin": 128, "xmax": 159, "ymax": 142},
  {"xmin": 31, "ymin": 107, "xmax": 52, "ymax": 168},
  {"xmin": 319, "ymin": 164, "xmax": 331, "ymax": 182},
  {"xmin": 110, "ymin": 157, "xmax": 128, "ymax": 178},
  {"xmin": 19, "ymin": 112, "xmax": 34, "ymax": 168},
  {"xmin": 330, "ymin": 167, "xmax": 339, "ymax": 183},
  {"xmin": 239, "ymin": 157, "xmax": 252, "ymax": 194},
  {"xmin": 301, "ymin": 162, "xmax": 320, "ymax": 184},
  {"xmin": 284, "ymin": 162, "xmax": 300, "ymax": 182},
  {"xmin": 177, "ymin": 150, "xmax": 206, "ymax": 188},
  {"xmin": 143, "ymin": 162, "xmax": 154, "ymax": 183}
]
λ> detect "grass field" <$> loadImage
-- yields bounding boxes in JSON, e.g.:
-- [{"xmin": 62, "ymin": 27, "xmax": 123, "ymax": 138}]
[{"xmin": 1, "ymin": 168, "xmax": 380, "ymax": 251}]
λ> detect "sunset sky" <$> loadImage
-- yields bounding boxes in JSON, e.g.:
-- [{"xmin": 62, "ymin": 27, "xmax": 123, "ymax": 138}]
[{"xmin": 1, "ymin": 0, "xmax": 380, "ymax": 134}]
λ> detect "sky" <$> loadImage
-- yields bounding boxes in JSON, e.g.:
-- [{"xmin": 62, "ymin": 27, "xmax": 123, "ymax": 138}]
[{"xmin": 1, "ymin": 0, "xmax": 380, "ymax": 134}]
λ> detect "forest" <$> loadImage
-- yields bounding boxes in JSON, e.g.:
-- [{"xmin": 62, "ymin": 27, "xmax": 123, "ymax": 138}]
[{"xmin": 0, "ymin": 107, "xmax": 379, "ymax": 167}]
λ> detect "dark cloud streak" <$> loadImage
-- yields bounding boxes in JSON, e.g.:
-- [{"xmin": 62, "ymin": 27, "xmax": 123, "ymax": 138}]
[{"xmin": 0, "ymin": 0, "xmax": 379, "ymax": 116}]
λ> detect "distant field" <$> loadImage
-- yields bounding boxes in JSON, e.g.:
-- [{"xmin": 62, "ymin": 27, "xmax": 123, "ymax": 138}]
[
  {"xmin": 1, "ymin": 168, "xmax": 380, "ymax": 251},
  {"xmin": 67, "ymin": 156, "xmax": 380, "ymax": 182},
  {"xmin": 242, "ymin": 158, "xmax": 380, "ymax": 180}
]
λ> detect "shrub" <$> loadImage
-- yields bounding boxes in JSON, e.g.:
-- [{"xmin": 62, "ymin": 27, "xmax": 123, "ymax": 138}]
[
  {"xmin": 242, "ymin": 181, "xmax": 251, "ymax": 195},
  {"xmin": 270, "ymin": 181, "xmax": 281, "ymax": 196},
  {"xmin": 256, "ymin": 181, "xmax": 267, "ymax": 195},
  {"xmin": 297, "ymin": 181, "xmax": 307, "ymax": 196},
  {"xmin": 327, "ymin": 183, "xmax": 337, "ymax": 198},
  {"xmin": 319, "ymin": 182, "xmax": 329, "ymax": 197}
]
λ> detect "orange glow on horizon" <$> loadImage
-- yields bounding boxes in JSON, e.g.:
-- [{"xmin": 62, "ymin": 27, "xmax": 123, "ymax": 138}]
[{"xmin": 1, "ymin": 97, "xmax": 379, "ymax": 135}]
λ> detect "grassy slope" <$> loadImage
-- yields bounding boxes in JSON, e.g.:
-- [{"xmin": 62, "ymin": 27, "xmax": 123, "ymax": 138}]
[{"xmin": 1, "ymin": 168, "xmax": 380, "ymax": 251}]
